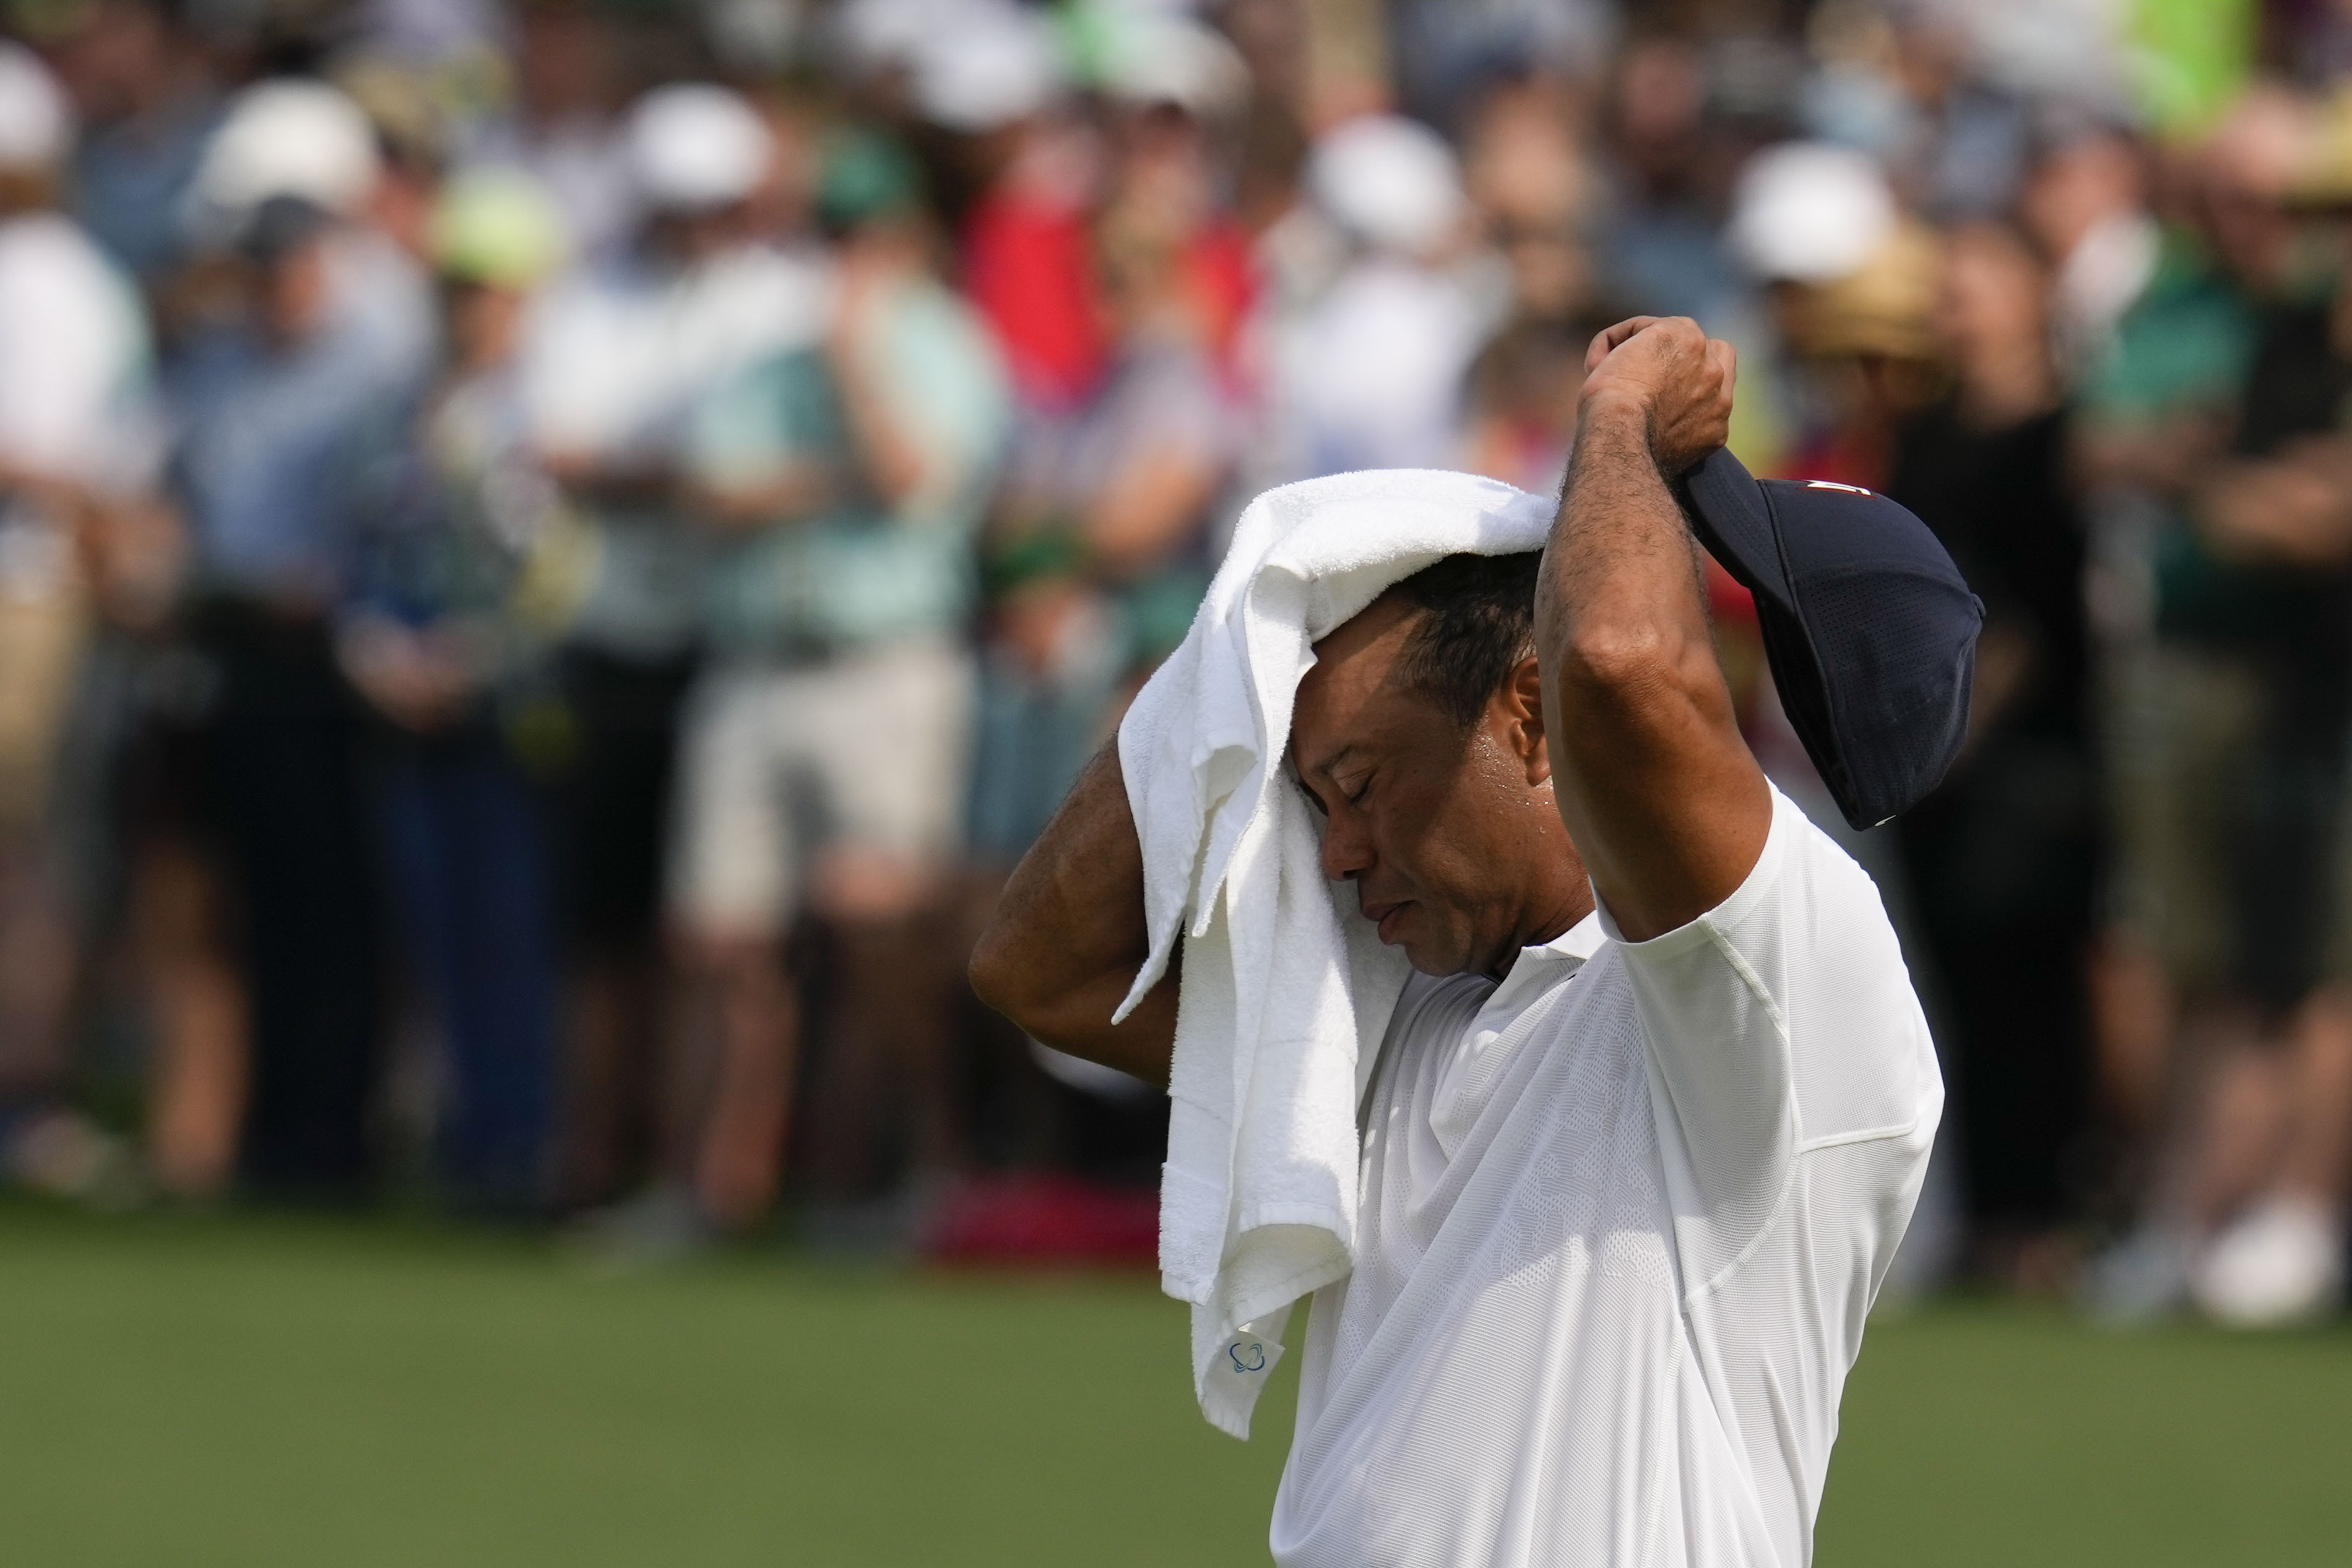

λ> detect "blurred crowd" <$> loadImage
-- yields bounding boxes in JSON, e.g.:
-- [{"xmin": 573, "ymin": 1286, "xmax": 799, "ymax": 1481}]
[{"xmin": 5, "ymin": 0, "xmax": 2352, "ymax": 1320}]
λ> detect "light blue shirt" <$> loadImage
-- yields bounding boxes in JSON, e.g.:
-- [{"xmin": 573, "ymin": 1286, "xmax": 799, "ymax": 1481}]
[
  {"xmin": 171, "ymin": 236, "xmax": 433, "ymax": 600},
  {"xmin": 694, "ymin": 275, "xmax": 1010, "ymax": 653}
]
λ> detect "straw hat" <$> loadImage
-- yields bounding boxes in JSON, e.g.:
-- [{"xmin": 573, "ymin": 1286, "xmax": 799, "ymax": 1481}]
[{"xmin": 1781, "ymin": 222, "xmax": 1943, "ymax": 362}]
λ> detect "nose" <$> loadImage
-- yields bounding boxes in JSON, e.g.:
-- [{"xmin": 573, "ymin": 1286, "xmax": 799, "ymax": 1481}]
[{"xmin": 1318, "ymin": 801, "xmax": 1373, "ymax": 882}]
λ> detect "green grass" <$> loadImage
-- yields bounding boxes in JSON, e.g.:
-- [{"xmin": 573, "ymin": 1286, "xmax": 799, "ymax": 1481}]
[
  {"xmin": 2, "ymin": 1203, "xmax": 2351, "ymax": 1566},
  {"xmin": 0, "ymin": 1203, "xmax": 1293, "ymax": 1567},
  {"xmin": 1823, "ymin": 1300, "xmax": 2352, "ymax": 1567}
]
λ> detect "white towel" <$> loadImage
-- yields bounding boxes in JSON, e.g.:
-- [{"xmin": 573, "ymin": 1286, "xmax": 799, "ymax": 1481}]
[{"xmin": 1113, "ymin": 468, "xmax": 1557, "ymax": 1437}]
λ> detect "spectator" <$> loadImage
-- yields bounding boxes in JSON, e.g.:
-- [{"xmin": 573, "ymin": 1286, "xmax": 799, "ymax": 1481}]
[
  {"xmin": 1457, "ymin": 75, "xmax": 1614, "ymax": 501},
  {"xmin": 472, "ymin": 0, "xmax": 634, "ymax": 262},
  {"xmin": 2018, "ymin": 118, "xmax": 2158, "ymax": 378},
  {"xmin": 2083, "ymin": 93, "xmax": 2352, "ymax": 1325},
  {"xmin": 660, "ymin": 127, "xmax": 1006, "ymax": 1230},
  {"xmin": 162, "ymin": 77, "xmax": 435, "ymax": 1199},
  {"xmin": 336, "ymin": 168, "xmax": 570, "ymax": 1213},
  {"xmin": 959, "ymin": 106, "xmax": 1105, "ymax": 418},
  {"xmin": 1596, "ymin": 35, "xmax": 1739, "ymax": 327},
  {"xmin": 46, "ymin": 0, "xmax": 222, "ymax": 287},
  {"xmin": 1266, "ymin": 113, "xmax": 1489, "ymax": 480},
  {"xmin": 1459, "ymin": 311, "xmax": 1593, "ymax": 496},
  {"xmin": 0, "ymin": 41, "xmax": 158, "ymax": 1202},
  {"xmin": 1455, "ymin": 74, "xmax": 1612, "ymax": 496},
  {"xmin": 973, "ymin": 116, "xmax": 1244, "ymax": 862},
  {"xmin": 517, "ymin": 84, "xmax": 828, "ymax": 1221},
  {"xmin": 1887, "ymin": 220, "xmax": 2100, "ymax": 1285}
]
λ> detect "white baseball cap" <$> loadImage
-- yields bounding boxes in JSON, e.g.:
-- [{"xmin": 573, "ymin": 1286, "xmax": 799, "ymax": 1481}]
[
  {"xmin": 1308, "ymin": 114, "xmax": 1466, "ymax": 256},
  {"xmin": 906, "ymin": 5, "xmax": 1065, "ymax": 132},
  {"xmin": 192, "ymin": 79, "xmax": 380, "ymax": 222},
  {"xmin": 0, "ymin": 42, "xmax": 71, "ymax": 172},
  {"xmin": 623, "ymin": 82, "xmax": 774, "ymax": 212},
  {"xmin": 1727, "ymin": 142, "xmax": 1898, "ymax": 283}
]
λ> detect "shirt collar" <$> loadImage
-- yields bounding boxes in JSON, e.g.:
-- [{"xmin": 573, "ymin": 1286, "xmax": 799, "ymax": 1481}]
[
  {"xmin": 1534, "ymin": 910, "xmax": 1607, "ymax": 968},
  {"xmin": 1483, "ymin": 909, "xmax": 1607, "ymax": 1015}
]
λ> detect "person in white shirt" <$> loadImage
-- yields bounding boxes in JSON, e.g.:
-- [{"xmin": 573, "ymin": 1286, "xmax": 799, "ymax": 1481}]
[
  {"xmin": 1264, "ymin": 114, "xmax": 1493, "ymax": 481},
  {"xmin": 0, "ymin": 40, "xmax": 160, "ymax": 1204},
  {"xmin": 972, "ymin": 317, "xmax": 1948, "ymax": 1566},
  {"xmin": 513, "ymin": 83, "xmax": 829, "ymax": 1229}
]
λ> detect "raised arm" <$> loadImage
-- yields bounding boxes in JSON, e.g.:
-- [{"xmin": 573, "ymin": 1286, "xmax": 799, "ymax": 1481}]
[
  {"xmin": 1535, "ymin": 317, "xmax": 1770, "ymax": 942},
  {"xmin": 967, "ymin": 739, "xmax": 1178, "ymax": 1086}
]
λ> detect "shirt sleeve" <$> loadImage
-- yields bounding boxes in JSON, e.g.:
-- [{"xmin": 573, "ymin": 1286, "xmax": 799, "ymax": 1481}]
[
  {"xmin": 864, "ymin": 286, "xmax": 1010, "ymax": 533},
  {"xmin": 0, "ymin": 223, "xmax": 151, "ymax": 488},
  {"xmin": 1598, "ymin": 784, "xmax": 1941, "ymax": 1296},
  {"xmin": 519, "ymin": 283, "xmax": 662, "ymax": 460}
]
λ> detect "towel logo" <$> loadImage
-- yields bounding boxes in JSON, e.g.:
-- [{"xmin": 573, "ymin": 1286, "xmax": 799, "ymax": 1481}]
[{"xmin": 1229, "ymin": 1340, "xmax": 1268, "ymax": 1374}]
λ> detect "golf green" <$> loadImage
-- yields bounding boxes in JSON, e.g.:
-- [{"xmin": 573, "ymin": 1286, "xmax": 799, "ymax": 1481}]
[{"xmin": 2, "ymin": 1202, "xmax": 2350, "ymax": 1566}]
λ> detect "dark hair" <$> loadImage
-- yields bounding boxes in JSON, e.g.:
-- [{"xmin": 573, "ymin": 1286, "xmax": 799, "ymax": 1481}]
[
  {"xmin": 238, "ymin": 194, "xmax": 337, "ymax": 267},
  {"xmin": 1384, "ymin": 551, "xmax": 1544, "ymax": 728}
]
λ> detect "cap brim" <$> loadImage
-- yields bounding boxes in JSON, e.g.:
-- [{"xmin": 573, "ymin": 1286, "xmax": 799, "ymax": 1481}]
[
  {"xmin": 1679, "ymin": 447, "xmax": 1794, "ymax": 614},
  {"xmin": 1677, "ymin": 446, "xmax": 1859, "ymax": 823}
]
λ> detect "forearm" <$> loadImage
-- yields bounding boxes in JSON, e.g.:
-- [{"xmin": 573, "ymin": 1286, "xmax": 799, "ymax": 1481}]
[
  {"xmin": 1537, "ymin": 395, "xmax": 1767, "ymax": 940},
  {"xmin": 88, "ymin": 494, "xmax": 184, "ymax": 629},
  {"xmin": 969, "ymin": 739, "xmax": 1177, "ymax": 1085},
  {"xmin": 1543, "ymin": 398, "xmax": 1716, "ymax": 671},
  {"xmin": 683, "ymin": 460, "xmax": 834, "ymax": 532},
  {"xmin": 2197, "ymin": 446, "xmax": 2352, "ymax": 565},
  {"xmin": 829, "ymin": 332, "xmax": 929, "ymax": 510}
]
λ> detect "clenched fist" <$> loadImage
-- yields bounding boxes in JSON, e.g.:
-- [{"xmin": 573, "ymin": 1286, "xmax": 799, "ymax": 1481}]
[{"xmin": 1578, "ymin": 316, "xmax": 1737, "ymax": 477}]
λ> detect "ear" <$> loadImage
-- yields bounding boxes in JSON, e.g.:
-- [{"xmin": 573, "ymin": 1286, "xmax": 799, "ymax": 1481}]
[{"xmin": 1498, "ymin": 655, "xmax": 1551, "ymax": 786}]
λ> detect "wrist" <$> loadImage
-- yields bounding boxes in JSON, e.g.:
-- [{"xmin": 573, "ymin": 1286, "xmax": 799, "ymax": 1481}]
[
  {"xmin": 1578, "ymin": 389, "xmax": 1653, "ymax": 440},
  {"xmin": 1577, "ymin": 392, "xmax": 1657, "ymax": 465}
]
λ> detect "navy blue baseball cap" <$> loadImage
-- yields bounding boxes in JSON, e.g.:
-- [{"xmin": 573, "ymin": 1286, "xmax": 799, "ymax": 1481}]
[{"xmin": 1680, "ymin": 447, "xmax": 1983, "ymax": 830}]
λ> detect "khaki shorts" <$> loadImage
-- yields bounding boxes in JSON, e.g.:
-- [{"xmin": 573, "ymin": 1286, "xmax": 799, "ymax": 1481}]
[
  {"xmin": 667, "ymin": 639, "xmax": 974, "ymax": 937},
  {"xmin": 0, "ymin": 583, "xmax": 89, "ymax": 832},
  {"xmin": 2106, "ymin": 641, "xmax": 2352, "ymax": 1003}
]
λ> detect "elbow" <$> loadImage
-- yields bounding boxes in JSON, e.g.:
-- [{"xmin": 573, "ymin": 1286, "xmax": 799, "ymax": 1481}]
[
  {"xmin": 965, "ymin": 919, "xmax": 1035, "ymax": 1032},
  {"xmin": 966, "ymin": 924, "xmax": 1013, "ymax": 1014},
  {"xmin": 1552, "ymin": 622, "xmax": 1690, "ymax": 706},
  {"xmin": 1549, "ymin": 622, "xmax": 1734, "ymax": 741}
]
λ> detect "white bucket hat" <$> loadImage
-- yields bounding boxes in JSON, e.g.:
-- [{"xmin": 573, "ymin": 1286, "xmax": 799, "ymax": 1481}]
[
  {"xmin": 192, "ymin": 78, "xmax": 381, "ymax": 223},
  {"xmin": 1308, "ymin": 114, "xmax": 1466, "ymax": 256},
  {"xmin": 1727, "ymin": 141, "xmax": 1898, "ymax": 284},
  {"xmin": 623, "ymin": 82, "xmax": 774, "ymax": 212}
]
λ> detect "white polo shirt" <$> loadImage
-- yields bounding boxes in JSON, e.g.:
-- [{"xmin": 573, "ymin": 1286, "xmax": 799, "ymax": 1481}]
[{"xmin": 1270, "ymin": 785, "xmax": 1940, "ymax": 1568}]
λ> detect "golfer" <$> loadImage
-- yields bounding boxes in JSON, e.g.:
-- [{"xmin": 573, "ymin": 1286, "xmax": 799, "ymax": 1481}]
[{"xmin": 972, "ymin": 317, "xmax": 1953, "ymax": 1566}]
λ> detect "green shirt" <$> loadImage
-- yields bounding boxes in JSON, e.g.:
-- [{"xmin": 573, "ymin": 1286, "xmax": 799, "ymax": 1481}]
[
  {"xmin": 693, "ymin": 277, "xmax": 1010, "ymax": 653},
  {"xmin": 2079, "ymin": 235, "xmax": 2260, "ymax": 642}
]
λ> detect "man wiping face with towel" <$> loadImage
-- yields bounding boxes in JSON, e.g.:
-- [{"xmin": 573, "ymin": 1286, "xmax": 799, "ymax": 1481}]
[{"xmin": 972, "ymin": 317, "xmax": 1974, "ymax": 1568}]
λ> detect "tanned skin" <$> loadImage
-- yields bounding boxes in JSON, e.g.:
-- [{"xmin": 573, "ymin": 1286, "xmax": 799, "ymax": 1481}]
[
  {"xmin": 1289, "ymin": 597, "xmax": 1591, "ymax": 982},
  {"xmin": 969, "ymin": 316, "xmax": 1765, "ymax": 1085},
  {"xmin": 1539, "ymin": 316, "xmax": 1767, "ymax": 941},
  {"xmin": 967, "ymin": 739, "xmax": 1182, "ymax": 1085}
]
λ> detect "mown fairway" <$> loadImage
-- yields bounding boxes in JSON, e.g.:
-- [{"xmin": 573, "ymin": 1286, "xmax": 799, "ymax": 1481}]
[{"xmin": 2, "ymin": 1202, "xmax": 2348, "ymax": 1566}]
